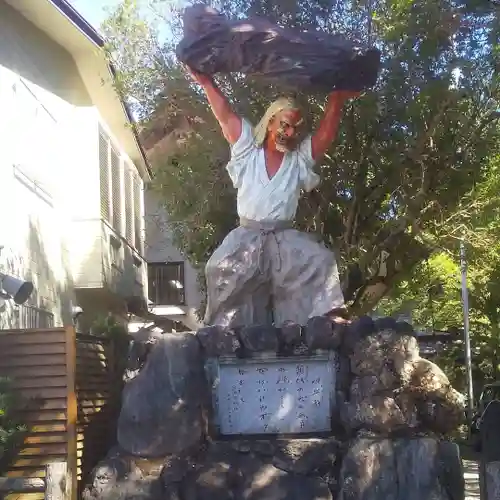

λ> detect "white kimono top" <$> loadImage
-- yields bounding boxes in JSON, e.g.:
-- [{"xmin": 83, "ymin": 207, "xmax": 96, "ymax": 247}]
[{"xmin": 226, "ymin": 118, "xmax": 320, "ymax": 222}]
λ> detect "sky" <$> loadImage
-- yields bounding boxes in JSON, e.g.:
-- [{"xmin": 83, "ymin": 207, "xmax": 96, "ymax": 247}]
[
  {"xmin": 67, "ymin": 0, "xmax": 119, "ymax": 32},
  {"xmin": 67, "ymin": 0, "xmax": 174, "ymax": 43}
]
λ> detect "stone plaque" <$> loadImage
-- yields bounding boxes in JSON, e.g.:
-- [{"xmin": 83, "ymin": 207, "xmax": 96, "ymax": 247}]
[{"xmin": 207, "ymin": 353, "xmax": 337, "ymax": 435}]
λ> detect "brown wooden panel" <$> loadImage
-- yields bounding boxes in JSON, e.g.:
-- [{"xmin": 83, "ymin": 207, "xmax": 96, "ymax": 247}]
[
  {"xmin": 78, "ymin": 399, "xmax": 108, "ymax": 408},
  {"xmin": 14, "ymin": 410, "xmax": 67, "ymax": 423},
  {"xmin": 0, "ymin": 328, "xmax": 120, "ymax": 495},
  {"xmin": 17, "ymin": 442, "xmax": 68, "ymax": 456},
  {"xmin": 0, "ymin": 343, "xmax": 66, "ymax": 356},
  {"xmin": 10, "ymin": 376, "xmax": 67, "ymax": 390},
  {"xmin": 6, "ymin": 470, "xmax": 45, "ymax": 479},
  {"xmin": 76, "ymin": 364, "xmax": 109, "ymax": 374},
  {"xmin": 75, "ymin": 384, "xmax": 111, "ymax": 394},
  {"xmin": 76, "ymin": 357, "xmax": 107, "ymax": 367},
  {"xmin": 77, "ymin": 345, "xmax": 108, "ymax": 355},
  {"xmin": 10, "ymin": 457, "xmax": 66, "ymax": 468},
  {"xmin": 27, "ymin": 423, "xmax": 66, "ymax": 433},
  {"xmin": 0, "ymin": 331, "xmax": 65, "ymax": 345},
  {"xmin": 14, "ymin": 398, "xmax": 67, "ymax": 411},
  {"xmin": 77, "ymin": 406, "xmax": 111, "ymax": 417},
  {"xmin": 0, "ymin": 355, "xmax": 66, "ymax": 368},
  {"xmin": 0, "ymin": 328, "xmax": 65, "ymax": 338},
  {"xmin": 8, "ymin": 387, "xmax": 67, "ymax": 400},
  {"xmin": 76, "ymin": 360, "xmax": 107, "ymax": 371},
  {"xmin": 76, "ymin": 351, "xmax": 107, "ymax": 360},
  {"xmin": 76, "ymin": 342, "xmax": 106, "ymax": 354},
  {"xmin": 1, "ymin": 365, "xmax": 67, "ymax": 378},
  {"xmin": 24, "ymin": 433, "xmax": 66, "ymax": 445},
  {"xmin": 78, "ymin": 362, "xmax": 110, "ymax": 372},
  {"xmin": 66, "ymin": 325, "xmax": 78, "ymax": 500},
  {"xmin": 75, "ymin": 389, "xmax": 111, "ymax": 398},
  {"xmin": 0, "ymin": 328, "xmax": 65, "ymax": 335},
  {"xmin": 4, "ymin": 493, "xmax": 44, "ymax": 500},
  {"xmin": 75, "ymin": 373, "xmax": 111, "ymax": 382}
]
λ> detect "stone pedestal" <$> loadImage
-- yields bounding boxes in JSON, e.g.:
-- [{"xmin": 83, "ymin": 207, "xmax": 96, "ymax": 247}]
[{"xmin": 83, "ymin": 318, "xmax": 466, "ymax": 500}]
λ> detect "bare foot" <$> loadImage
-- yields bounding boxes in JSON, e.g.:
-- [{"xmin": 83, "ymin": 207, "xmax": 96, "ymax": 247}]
[
  {"xmin": 325, "ymin": 306, "xmax": 351, "ymax": 325},
  {"xmin": 330, "ymin": 315, "xmax": 351, "ymax": 325}
]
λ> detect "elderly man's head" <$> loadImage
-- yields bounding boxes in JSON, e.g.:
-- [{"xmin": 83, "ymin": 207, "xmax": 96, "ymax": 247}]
[{"xmin": 254, "ymin": 97, "xmax": 305, "ymax": 152}]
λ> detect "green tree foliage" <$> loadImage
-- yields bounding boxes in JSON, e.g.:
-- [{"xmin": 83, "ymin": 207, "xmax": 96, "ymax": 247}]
[
  {"xmin": 378, "ymin": 152, "xmax": 500, "ymax": 393},
  {"xmin": 0, "ymin": 378, "xmax": 26, "ymax": 472},
  {"xmin": 102, "ymin": 0, "xmax": 500, "ymax": 313}
]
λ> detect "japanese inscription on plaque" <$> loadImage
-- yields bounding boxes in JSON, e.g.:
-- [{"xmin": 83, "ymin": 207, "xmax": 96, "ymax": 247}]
[{"xmin": 212, "ymin": 355, "xmax": 335, "ymax": 435}]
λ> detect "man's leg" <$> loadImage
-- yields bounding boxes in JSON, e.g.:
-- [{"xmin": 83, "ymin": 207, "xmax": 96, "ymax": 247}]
[
  {"xmin": 204, "ymin": 227, "xmax": 271, "ymax": 328},
  {"xmin": 271, "ymin": 230, "xmax": 347, "ymax": 327}
]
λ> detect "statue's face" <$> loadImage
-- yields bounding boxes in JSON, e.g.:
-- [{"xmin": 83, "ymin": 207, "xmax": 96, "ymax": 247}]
[{"xmin": 267, "ymin": 108, "xmax": 304, "ymax": 153}]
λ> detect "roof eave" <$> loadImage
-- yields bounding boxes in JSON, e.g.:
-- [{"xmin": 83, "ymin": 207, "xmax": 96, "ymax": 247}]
[{"xmin": 48, "ymin": 0, "xmax": 152, "ymax": 178}]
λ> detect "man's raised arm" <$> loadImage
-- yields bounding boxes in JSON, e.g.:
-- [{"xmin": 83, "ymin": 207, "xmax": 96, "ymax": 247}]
[
  {"xmin": 186, "ymin": 67, "xmax": 242, "ymax": 145},
  {"xmin": 311, "ymin": 90, "xmax": 360, "ymax": 161}
]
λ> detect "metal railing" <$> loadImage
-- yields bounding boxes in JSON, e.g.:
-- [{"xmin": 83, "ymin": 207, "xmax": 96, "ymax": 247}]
[{"xmin": 17, "ymin": 304, "xmax": 54, "ymax": 329}]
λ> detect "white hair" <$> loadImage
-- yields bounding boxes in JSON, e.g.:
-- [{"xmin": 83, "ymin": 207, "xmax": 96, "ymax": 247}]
[{"xmin": 253, "ymin": 97, "xmax": 303, "ymax": 147}]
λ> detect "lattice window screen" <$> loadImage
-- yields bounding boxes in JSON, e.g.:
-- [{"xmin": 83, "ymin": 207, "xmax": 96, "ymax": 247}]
[
  {"xmin": 111, "ymin": 147, "xmax": 122, "ymax": 234},
  {"xmin": 133, "ymin": 173, "xmax": 143, "ymax": 252},
  {"xmin": 124, "ymin": 166, "xmax": 134, "ymax": 244},
  {"xmin": 99, "ymin": 131, "xmax": 111, "ymax": 222}
]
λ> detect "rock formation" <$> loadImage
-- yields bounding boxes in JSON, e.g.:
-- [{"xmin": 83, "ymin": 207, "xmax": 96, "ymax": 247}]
[{"xmin": 83, "ymin": 317, "xmax": 465, "ymax": 500}]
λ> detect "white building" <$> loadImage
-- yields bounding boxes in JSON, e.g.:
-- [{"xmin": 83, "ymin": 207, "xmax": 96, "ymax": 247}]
[
  {"xmin": 0, "ymin": 0, "xmax": 151, "ymax": 329},
  {"xmin": 143, "ymin": 189, "xmax": 203, "ymax": 329}
]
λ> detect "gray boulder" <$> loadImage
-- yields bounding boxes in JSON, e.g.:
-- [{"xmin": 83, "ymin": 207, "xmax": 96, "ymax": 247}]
[
  {"xmin": 338, "ymin": 437, "xmax": 464, "ymax": 500},
  {"xmin": 117, "ymin": 332, "xmax": 208, "ymax": 457},
  {"xmin": 180, "ymin": 442, "xmax": 333, "ymax": 500}
]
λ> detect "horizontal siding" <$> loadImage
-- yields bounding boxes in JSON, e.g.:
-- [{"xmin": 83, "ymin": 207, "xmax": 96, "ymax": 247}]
[
  {"xmin": 0, "ymin": 328, "xmax": 121, "ymax": 498},
  {"xmin": 75, "ymin": 334, "xmax": 117, "ymax": 483},
  {"xmin": 0, "ymin": 329, "xmax": 68, "ymax": 483}
]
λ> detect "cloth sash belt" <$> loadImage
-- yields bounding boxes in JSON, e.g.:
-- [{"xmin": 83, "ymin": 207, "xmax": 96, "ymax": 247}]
[{"xmin": 239, "ymin": 218, "xmax": 294, "ymax": 273}]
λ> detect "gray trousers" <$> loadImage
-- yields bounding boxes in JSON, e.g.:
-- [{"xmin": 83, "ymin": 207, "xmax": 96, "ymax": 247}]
[{"xmin": 203, "ymin": 218, "xmax": 345, "ymax": 328}]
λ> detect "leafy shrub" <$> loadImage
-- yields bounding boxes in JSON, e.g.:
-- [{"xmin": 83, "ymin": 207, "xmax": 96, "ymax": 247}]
[{"xmin": 0, "ymin": 377, "xmax": 26, "ymax": 473}]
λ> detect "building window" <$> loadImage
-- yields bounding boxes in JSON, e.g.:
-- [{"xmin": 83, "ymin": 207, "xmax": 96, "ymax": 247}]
[
  {"xmin": 99, "ymin": 128, "xmax": 124, "ymax": 235},
  {"xmin": 110, "ymin": 146, "xmax": 122, "ymax": 234},
  {"xmin": 99, "ymin": 130, "xmax": 111, "ymax": 222},
  {"xmin": 99, "ymin": 128, "xmax": 144, "ymax": 255},
  {"xmin": 148, "ymin": 262, "xmax": 185, "ymax": 305},
  {"xmin": 124, "ymin": 167, "xmax": 134, "ymax": 244},
  {"xmin": 132, "ymin": 172, "xmax": 143, "ymax": 253}
]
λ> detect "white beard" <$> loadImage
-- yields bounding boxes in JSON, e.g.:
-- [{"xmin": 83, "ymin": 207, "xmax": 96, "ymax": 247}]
[{"xmin": 275, "ymin": 141, "xmax": 291, "ymax": 153}]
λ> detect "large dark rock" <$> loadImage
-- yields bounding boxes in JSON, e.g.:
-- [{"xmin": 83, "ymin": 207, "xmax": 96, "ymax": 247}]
[
  {"xmin": 349, "ymin": 329, "xmax": 418, "ymax": 384},
  {"xmin": 180, "ymin": 445, "xmax": 239, "ymax": 500},
  {"xmin": 340, "ymin": 317, "xmax": 372, "ymax": 355},
  {"xmin": 82, "ymin": 448, "xmax": 165, "ymax": 500},
  {"xmin": 477, "ymin": 401, "xmax": 500, "ymax": 500},
  {"xmin": 338, "ymin": 437, "xmax": 463, "ymax": 500},
  {"xmin": 271, "ymin": 438, "xmax": 339, "ymax": 477},
  {"xmin": 280, "ymin": 321, "xmax": 303, "ymax": 350},
  {"xmin": 237, "ymin": 461, "xmax": 333, "ymax": 500},
  {"xmin": 117, "ymin": 332, "xmax": 208, "ymax": 457},
  {"xmin": 84, "ymin": 316, "xmax": 466, "ymax": 500},
  {"xmin": 410, "ymin": 358, "xmax": 465, "ymax": 434},
  {"xmin": 436, "ymin": 441, "xmax": 464, "ymax": 500},
  {"xmin": 305, "ymin": 316, "xmax": 344, "ymax": 350},
  {"xmin": 341, "ymin": 396, "xmax": 408, "ymax": 434},
  {"xmin": 239, "ymin": 325, "xmax": 280, "ymax": 352},
  {"xmin": 196, "ymin": 325, "xmax": 241, "ymax": 356},
  {"xmin": 343, "ymin": 328, "xmax": 464, "ymax": 435},
  {"xmin": 179, "ymin": 441, "xmax": 333, "ymax": 500}
]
